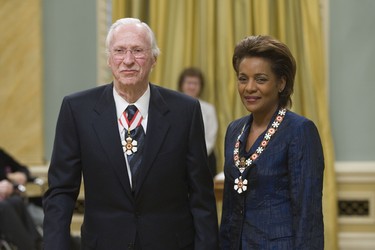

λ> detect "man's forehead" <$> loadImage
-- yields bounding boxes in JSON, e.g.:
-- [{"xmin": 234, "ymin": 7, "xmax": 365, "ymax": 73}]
[{"xmin": 111, "ymin": 25, "xmax": 150, "ymax": 45}]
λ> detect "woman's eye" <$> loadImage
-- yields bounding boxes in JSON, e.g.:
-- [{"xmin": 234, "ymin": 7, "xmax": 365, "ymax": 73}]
[
  {"xmin": 255, "ymin": 77, "xmax": 267, "ymax": 83},
  {"xmin": 238, "ymin": 77, "xmax": 247, "ymax": 83}
]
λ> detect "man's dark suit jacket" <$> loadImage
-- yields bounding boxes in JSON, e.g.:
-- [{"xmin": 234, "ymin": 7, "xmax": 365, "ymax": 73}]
[{"xmin": 43, "ymin": 83, "xmax": 219, "ymax": 250}]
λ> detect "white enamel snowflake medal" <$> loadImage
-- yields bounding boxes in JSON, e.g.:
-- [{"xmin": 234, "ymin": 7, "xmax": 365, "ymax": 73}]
[
  {"xmin": 122, "ymin": 136, "xmax": 138, "ymax": 155},
  {"xmin": 234, "ymin": 176, "xmax": 248, "ymax": 194}
]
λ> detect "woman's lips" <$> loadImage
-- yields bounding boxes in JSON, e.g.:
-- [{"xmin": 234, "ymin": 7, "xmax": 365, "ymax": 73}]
[{"xmin": 245, "ymin": 96, "xmax": 260, "ymax": 102}]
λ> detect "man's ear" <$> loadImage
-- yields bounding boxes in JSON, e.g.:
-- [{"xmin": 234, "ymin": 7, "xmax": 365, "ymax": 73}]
[{"xmin": 151, "ymin": 56, "xmax": 157, "ymax": 69}]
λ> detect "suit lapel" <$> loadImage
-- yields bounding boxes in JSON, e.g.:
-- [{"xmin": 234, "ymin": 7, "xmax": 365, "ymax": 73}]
[
  {"xmin": 92, "ymin": 84, "xmax": 133, "ymax": 199},
  {"xmin": 134, "ymin": 85, "xmax": 170, "ymax": 196}
]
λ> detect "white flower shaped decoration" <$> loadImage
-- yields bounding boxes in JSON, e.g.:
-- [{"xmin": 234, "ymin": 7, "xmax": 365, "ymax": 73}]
[
  {"xmin": 234, "ymin": 177, "xmax": 248, "ymax": 194},
  {"xmin": 256, "ymin": 146, "xmax": 264, "ymax": 154},
  {"xmin": 264, "ymin": 133, "xmax": 272, "ymax": 140},
  {"xmin": 272, "ymin": 121, "xmax": 280, "ymax": 128},
  {"xmin": 123, "ymin": 137, "xmax": 138, "ymax": 155}
]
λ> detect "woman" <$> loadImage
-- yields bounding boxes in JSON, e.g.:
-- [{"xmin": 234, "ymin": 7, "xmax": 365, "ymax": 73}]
[
  {"xmin": 220, "ymin": 36, "xmax": 324, "ymax": 249},
  {"xmin": 178, "ymin": 67, "xmax": 219, "ymax": 177}
]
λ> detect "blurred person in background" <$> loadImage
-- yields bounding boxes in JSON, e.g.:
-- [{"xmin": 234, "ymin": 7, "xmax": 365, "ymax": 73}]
[
  {"xmin": 0, "ymin": 147, "xmax": 42, "ymax": 250},
  {"xmin": 178, "ymin": 67, "xmax": 219, "ymax": 177}
]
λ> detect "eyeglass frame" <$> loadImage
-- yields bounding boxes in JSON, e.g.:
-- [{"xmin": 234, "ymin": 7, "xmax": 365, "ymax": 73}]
[{"xmin": 111, "ymin": 47, "xmax": 152, "ymax": 60}]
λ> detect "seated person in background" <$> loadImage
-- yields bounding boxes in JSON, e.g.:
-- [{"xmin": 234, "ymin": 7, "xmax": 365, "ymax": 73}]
[
  {"xmin": 178, "ymin": 67, "xmax": 219, "ymax": 176},
  {"xmin": 0, "ymin": 147, "xmax": 42, "ymax": 250}
]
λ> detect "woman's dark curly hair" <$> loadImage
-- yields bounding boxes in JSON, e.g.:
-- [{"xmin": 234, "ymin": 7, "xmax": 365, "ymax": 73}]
[{"xmin": 232, "ymin": 35, "xmax": 296, "ymax": 108}]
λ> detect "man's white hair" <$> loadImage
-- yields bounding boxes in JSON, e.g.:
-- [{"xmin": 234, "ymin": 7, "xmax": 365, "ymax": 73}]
[{"xmin": 105, "ymin": 17, "xmax": 160, "ymax": 58}]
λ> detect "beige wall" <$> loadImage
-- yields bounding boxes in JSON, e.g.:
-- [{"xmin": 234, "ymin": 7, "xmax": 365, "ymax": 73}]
[{"xmin": 0, "ymin": 0, "xmax": 44, "ymax": 164}]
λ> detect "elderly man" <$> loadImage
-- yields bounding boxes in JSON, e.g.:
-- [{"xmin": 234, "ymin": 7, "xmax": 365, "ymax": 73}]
[{"xmin": 43, "ymin": 18, "xmax": 219, "ymax": 249}]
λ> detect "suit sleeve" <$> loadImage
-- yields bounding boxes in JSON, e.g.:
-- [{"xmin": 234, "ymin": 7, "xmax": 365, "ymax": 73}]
[
  {"xmin": 187, "ymin": 100, "xmax": 220, "ymax": 250},
  {"xmin": 288, "ymin": 120, "xmax": 324, "ymax": 249},
  {"xmin": 43, "ymin": 97, "xmax": 82, "ymax": 250}
]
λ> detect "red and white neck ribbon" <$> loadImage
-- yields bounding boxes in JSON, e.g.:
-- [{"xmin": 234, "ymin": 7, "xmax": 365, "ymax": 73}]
[{"xmin": 118, "ymin": 109, "xmax": 142, "ymax": 132}]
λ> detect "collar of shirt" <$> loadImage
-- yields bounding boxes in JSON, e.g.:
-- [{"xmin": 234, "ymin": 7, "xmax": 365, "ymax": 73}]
[{"xmin": 113, "ymin": 84, "xmax": 150, "ymax": 133}]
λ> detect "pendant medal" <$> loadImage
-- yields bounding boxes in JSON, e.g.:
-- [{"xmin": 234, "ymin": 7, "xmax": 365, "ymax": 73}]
[
  {"xmin": 118, "ymin": 107, "xmax": 143, "ymax": 156},
  {"xmin": 234, "ymin": 176, "xmax": 248, "ymax": 194},
  {"xmin": 122, "ymin": 136, "xmax": 138, "ymax": 155},
  {"xmin": 233, "ymin": 157, "xmax": 248, "ymax": 193}
]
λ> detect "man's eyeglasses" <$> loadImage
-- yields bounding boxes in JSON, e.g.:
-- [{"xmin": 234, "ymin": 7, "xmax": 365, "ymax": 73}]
[{"xmin": 111, "ymin": 48, "xmax": 151, "ymax": 60}]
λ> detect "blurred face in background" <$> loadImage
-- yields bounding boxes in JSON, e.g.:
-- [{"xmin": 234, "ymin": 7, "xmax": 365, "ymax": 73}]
[{"xmin": 181, "ymin": 76, "xmax": 202, "ymax": 98}]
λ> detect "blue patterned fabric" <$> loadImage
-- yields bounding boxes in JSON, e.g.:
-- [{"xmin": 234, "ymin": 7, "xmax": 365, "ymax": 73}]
[
  {"xmin": 220, "ymin": 110, "xmax": 324, "ymax": 250},
  {"xmin": 126, "ymin": 105, "xmax": 137, "ymax": 121}
]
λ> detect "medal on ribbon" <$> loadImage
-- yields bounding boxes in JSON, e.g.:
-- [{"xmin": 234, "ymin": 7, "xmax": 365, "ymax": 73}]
[
  {"xmin": 233, "ymin": 108, "xmax": 286, "ymax": 194},
  {"xmin": 118, "ymin": 108, "xmax": 142, "ymax": 155},
  {"xmin": 123, "ymin": 135, "xmax": 138, "ymax": 155}
]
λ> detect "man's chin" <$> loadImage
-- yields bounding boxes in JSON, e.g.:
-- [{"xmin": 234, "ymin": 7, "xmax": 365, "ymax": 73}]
[{"xmin": 119, "ymin": 77, "xmax": 138, "ymax": 85}]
